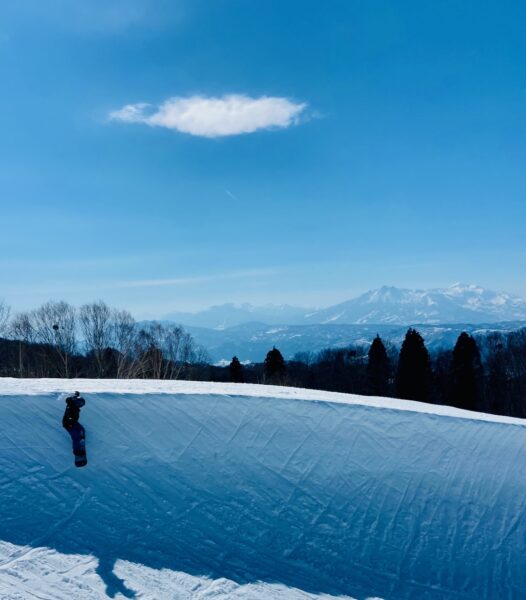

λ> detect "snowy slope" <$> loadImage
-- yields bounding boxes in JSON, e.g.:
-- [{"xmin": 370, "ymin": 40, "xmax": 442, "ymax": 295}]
[{"xmin": 1, "ymin": 380, "xmax": 525, "ymax": 600}]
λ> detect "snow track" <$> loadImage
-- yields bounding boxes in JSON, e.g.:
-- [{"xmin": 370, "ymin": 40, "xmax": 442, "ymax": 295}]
[{"xmin": 0, "ymin": 379, "xmax": 525, "ymax": 599}]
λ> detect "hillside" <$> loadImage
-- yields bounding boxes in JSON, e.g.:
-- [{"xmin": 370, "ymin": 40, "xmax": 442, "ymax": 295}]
[{"xmin": 0, "ymin": 380, "xmax": 525, "ymax": 599}]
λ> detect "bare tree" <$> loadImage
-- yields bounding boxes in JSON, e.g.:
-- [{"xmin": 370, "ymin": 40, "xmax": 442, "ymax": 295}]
[
  {"xmin": 160, "ymin": 325, "xmax": 201, "ymax": 379},
  {"xmin": 111, "ymin": 309, "xmax": 137, "ymax": 378},
  {"xmin": 0, "ymin": 300, "xmax": 10, "ymax": 337},
  {"xmin": 163, "ymin": 325, "xmax": 190, "ymax": 379},
  {"xmin": 11, "ymin": 312, "xmax": 36, "ymax": 343},
  {"xmin": 5, "ymin": 301, "xmax": 201, "ymax": 382},
  {"xmin": 10, "ymin": 312, "xmax": 36, "ymax": 377},
  {"xmin": 31, "ymin": 301, "xmax": 77, "ymax": 377},
  {"xmin": 133, "ymin": 323, "xmax": 165, "ymax": 379},
  {"xmin": 130, "ymin": 322, "xmax": 200, "ymax": 380},
  {"xmin": 80, "ymin": 301, "xmax": 113, "ymax": 377}
]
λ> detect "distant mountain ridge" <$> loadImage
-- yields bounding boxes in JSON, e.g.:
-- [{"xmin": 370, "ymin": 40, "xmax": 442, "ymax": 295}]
[
  {"xmin": 186, "ymin": 321, "xmax": 526, "ymax": 363},
  {"xmin": 166, "ymin": 284, "xmax": 526, "ymax": 328},
  {"xmin": 304, "ymin": 283, "xmax": 526, "ymax": 325},
  {"xmin": 164, "ymin": 302, "xmax": 309, "ymax": 329}
]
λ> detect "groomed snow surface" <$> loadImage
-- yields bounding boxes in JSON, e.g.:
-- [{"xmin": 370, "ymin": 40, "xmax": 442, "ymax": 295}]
[{"xmin": 0, "ymin": 380, "xmax": 525, "ymax": 600}]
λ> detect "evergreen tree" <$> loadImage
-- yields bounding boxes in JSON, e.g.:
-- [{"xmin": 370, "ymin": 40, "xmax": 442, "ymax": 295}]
[
  {"xmin": 264, "ymin": 346, "xmax": 286, "ymax": 383},
  {"xmin": 396, "ymin": 328, "xmax": 431, "ymax": 401},
  {"xmin": 448, "ymin": 332, "xmax": 482, "ymax": 411},
  {"xmin": 229, "ymin": 356, "xmax": 244, "ymax": 383},
  {"xmin": 431, "ymin": 349, "xmax": 452, "ymax": 405},
  {"xmin": 485, "ymin": 334, "xmax": 510, "ymax": 415},
  {"xmin": 367, "ymin": 335, "xmax": 390, "ymax": 396}
]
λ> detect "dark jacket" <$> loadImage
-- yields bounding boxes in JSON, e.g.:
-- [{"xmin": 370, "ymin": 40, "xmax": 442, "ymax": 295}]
[{"xmin": 62, "ymin": 395, "xmax": 85, "ymax": 429}]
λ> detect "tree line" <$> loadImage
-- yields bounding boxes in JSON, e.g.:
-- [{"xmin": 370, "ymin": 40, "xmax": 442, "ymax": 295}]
[
  {"xmin": 0, "ymin": 300, "xmax": 208, "ymax": 380},
  {"xmin": 1, "ymin": 299, "xmax": 525, "ymax": 418},
  {"xmin": 219, "ymin": 328, "xmax": 526, "ymax": 419}
]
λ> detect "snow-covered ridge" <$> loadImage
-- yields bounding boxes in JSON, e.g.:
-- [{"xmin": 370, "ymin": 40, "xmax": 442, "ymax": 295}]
[
  {"xmin": 306, "ymin": 283, "xmax": 526, "ymax": 325},
  {"xmin": 1, "ymin": 377, "xmax": 525, "ymax": 426},
  {"xmin": 1, "ymin": 380, "xmax": 525, "ymax": 599}
]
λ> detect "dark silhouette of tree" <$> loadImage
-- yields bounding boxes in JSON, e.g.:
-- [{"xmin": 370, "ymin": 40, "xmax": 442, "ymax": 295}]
[
  {"xmin": 229, "ymin": 356, "xmax": 244, "ymax": 383},
  {"xmin": 485, "ymin": 333, "xmax": 510, "ymax": 415},
  {"xmin": 396, "ymin": 328, "xmax": 431, "ymax": 401},
  {"xmin": 448, "ymin": 332, "xmax": 482, "ymax": 411},
  {"xmin": 506, "ymin": 329, "xmax": 526, "ymax": 417},
  {"xmin": 367, "ymin": 335, "xmax": 390, "ymax": 396},
  {"xmin": 264, "ymin": 346, "xmax": 286, "ymax": 383},
  {"xmin": 431, "ymin": 349, "xmax": 452, "ymax": 405}
]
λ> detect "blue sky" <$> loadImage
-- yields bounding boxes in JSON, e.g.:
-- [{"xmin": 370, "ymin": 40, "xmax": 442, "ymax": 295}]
[{"xmin": 0, "ymin": 0, "xmax": 525, "ymax": 317}]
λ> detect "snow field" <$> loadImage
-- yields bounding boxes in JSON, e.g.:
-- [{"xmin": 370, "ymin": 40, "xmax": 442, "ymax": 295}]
[{"xmin": 0, "ymin": 379, "xmax": 525, "ymax": 599}]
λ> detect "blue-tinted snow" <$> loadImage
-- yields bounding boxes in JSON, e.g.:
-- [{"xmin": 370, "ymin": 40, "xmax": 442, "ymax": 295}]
[{"xmin": 0, "ymin": 380, "xmax": 525, "ymax": 599}]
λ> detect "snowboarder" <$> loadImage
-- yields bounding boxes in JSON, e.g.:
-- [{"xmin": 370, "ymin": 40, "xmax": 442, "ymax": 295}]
[{"xmin": 63, "ymin": 391, "xmax": 87, "ymax": 467}]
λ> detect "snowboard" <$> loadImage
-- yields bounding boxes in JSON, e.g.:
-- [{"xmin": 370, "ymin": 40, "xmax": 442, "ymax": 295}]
[{"xmin": 74, "ymin": 438, "xmax": 87, "ymax": 468}]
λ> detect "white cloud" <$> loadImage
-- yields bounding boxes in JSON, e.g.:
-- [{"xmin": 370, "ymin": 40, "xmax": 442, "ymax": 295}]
[
  {"xmin": 109, "ymin": 94, "xmax": 308, "ymax": 137},
  {"xmin": 113, "ymin": 267, "xmax": 283, "ymax": 289},
  {"xmin": 110, "ymin": 102, "xmax": 151, "ymax": 123}
]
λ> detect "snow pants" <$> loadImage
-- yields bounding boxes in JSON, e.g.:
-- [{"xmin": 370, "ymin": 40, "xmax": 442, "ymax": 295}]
[{"xmin": 64, "ymin": 422, "xmax": 85, "ymax": 455}]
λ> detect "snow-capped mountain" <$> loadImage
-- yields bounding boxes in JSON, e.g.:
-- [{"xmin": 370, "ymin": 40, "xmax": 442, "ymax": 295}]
[
  {"xmin": 164, "ymin": 302, "xmax": 310, "ymax": 329},
  {"xmin": 304, "ymin": 284, "xmax": 526, "ymax": 325},
  {"xmin": 166, "ymin": 284, "xmax": 526, "ymax": 328}
]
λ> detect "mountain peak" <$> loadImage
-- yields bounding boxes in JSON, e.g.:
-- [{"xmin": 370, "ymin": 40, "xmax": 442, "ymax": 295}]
[{"xmin": 305, "ymin": 284, "xmax": 526, "ymax": 326}]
